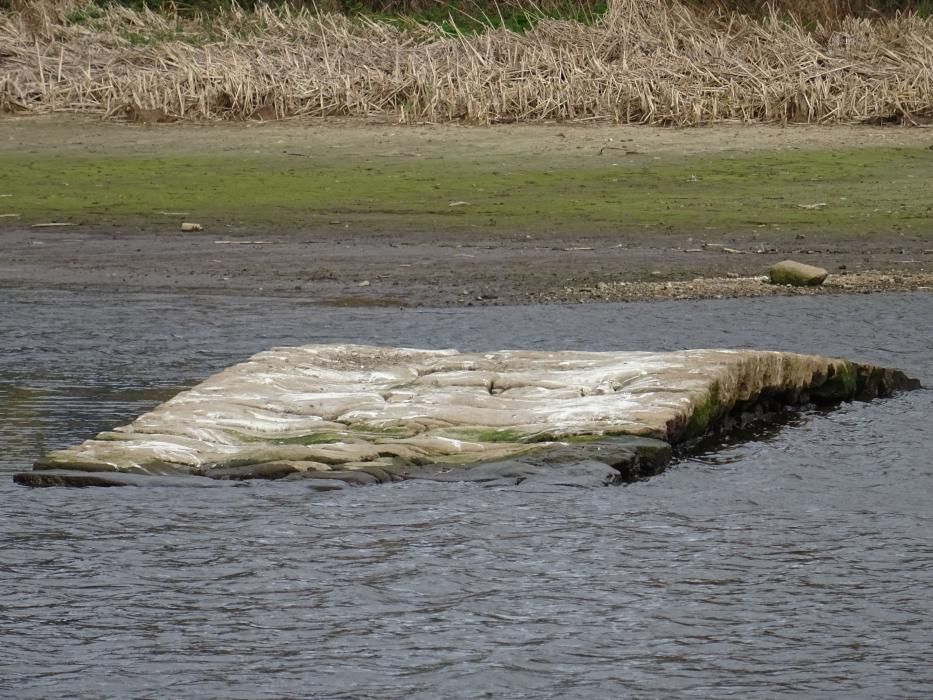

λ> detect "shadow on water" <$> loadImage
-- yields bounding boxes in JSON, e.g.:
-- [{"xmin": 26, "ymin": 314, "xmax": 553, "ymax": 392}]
[{"xmin": 679, "ymin": 407, "xmax": 812, "ymax": 466}]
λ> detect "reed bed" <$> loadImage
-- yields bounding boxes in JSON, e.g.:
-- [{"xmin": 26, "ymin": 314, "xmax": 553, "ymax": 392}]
[{"xmin": 2, "ymin": 0, "xmax": 932, "ymax": 124}]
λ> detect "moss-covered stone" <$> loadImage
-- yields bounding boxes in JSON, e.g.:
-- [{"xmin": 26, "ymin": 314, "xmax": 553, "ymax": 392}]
[
  {"xmin": 682, "ymin": 382, "xmax": 723, "ymax": 441},
  {"xmin": 810, "ymin": 362, "xmax": 858, "ymax": 402},
  {"xmin": 854, "ymin": 365, "xmax": 922, "ymax": 399},
  {"xmin": 18, "ymin": 345, "xmax": 919, "ymax": 488},
  {"xmin": 435, "ymin": 427, "xmax": 539, "ymax": 443},
  {"xmin": 268, "ymin": 432, "xmax": 356, "ymax": 445}
]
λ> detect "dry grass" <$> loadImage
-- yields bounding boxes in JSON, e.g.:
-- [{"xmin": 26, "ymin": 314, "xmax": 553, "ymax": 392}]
[{"xmin": 2, "ymin": 0, "xmax": 932, "ymax": 124}]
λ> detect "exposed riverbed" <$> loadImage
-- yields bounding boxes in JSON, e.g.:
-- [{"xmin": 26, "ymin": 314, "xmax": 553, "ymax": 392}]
[{"xmin": 2, "ymin": 289, "xmax": 932, "ymax": 698}]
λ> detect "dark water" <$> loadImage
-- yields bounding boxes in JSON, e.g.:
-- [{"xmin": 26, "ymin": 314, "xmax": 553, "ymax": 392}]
[{"xmin": 1, "ymin": 290, "xmax": 932, "ymax": 699}]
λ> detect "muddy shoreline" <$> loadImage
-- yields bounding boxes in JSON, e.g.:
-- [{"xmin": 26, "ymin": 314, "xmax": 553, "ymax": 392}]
[
  {"xmin": 2, "ymin": 117, "xmax": 931, "ymax": 306},
  {"xmin": 2, "ymin": 226, "xmax": 931, "ymax": 307}
]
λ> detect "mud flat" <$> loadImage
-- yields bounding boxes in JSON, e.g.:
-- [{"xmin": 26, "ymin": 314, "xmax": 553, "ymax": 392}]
[
  {"xmin": 14, "ymin": 344, "xmax": 919, "ymax": 489},
  {"xmin": 2, "ymin": 117, "xmax": 932, "ymax": 306}
]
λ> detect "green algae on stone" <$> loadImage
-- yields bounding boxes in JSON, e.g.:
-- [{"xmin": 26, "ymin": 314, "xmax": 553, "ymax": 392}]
[
  {"xmin": 18, "ymin": 345, "xmax": 919, "ymax": 488},
  {"xmin": 436, "ymin": 427, "xmax": 546, "ymax": 444},
  {"xmin": 266, "ymin": 432, "xmax": 361, "ymax": 446},
  {"xmin": 682, "ymin": 381, "xmax": 723, "ymax": 441},
  {"xmin": 811, "ymin": 362, "xmax": 859, "ymax": 402}
]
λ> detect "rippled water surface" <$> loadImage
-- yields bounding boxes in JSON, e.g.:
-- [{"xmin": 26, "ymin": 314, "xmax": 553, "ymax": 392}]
[{"xmin": 2, "ymin": 290, "xmax": 932, "ymax": 698}]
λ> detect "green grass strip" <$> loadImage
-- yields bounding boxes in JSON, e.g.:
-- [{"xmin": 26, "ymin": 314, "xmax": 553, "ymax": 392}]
[{"xmin": 2, "ymin": 145, "xmax": 930, "ymax": 235}]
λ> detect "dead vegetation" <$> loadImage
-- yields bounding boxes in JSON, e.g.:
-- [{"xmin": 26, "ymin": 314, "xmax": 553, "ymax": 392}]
[{"xmin": 2, "ymin": 0, "xmax": 932, "ymax": 124}]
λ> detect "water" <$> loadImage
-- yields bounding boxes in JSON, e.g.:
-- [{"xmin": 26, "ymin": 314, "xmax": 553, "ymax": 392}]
[{"xmin": 2, "ymin": 290, "xmax": 932, "ymax": 699}]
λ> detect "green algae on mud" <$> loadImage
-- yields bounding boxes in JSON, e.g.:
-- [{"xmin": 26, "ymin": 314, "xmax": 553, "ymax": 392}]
[{"xmin": 1, "ymin": 142, "xmax": 932, "ymax": 236}]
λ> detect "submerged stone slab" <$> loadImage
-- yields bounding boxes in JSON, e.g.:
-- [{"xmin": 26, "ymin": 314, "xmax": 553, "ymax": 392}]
[
  {"xmin": 12, "ymin": 470, "xmax": 230, "ymax": 489},
  {"xmin": 18, "ymin": 344, "xmax": 919, "ymax": 488}
]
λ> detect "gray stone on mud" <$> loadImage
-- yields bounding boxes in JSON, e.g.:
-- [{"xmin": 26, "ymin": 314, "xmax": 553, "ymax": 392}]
[{"xmin": 769, "ymin": 260, "xmax": 829, "ymax": 286}]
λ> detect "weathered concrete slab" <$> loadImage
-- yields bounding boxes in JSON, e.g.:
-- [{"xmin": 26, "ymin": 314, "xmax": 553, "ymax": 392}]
[{"xmin": 17, "ymin": 344, "xmax": 919, "ymax": 488}]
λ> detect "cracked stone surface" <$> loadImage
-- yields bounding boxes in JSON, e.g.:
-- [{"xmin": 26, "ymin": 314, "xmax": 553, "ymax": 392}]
[{"xmin": 16, "ymin": 344, "xmax": 918, "ymax": 488}]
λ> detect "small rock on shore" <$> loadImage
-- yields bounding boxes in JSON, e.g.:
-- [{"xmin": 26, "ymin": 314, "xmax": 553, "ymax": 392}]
[{"xmin": 769, "ymin": 260, "xmax": 829, "ymax": 287}]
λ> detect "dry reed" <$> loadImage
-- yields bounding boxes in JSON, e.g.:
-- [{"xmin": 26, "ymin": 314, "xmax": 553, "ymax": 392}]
[{"xmin": 1, "ymin": 0, "xmax": 932, "ymax": 124}]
